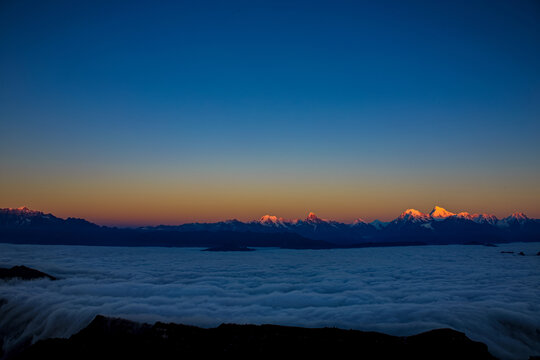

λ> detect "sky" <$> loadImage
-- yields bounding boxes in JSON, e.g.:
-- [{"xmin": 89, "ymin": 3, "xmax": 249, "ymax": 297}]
[{"xmin": 1, "ymin": 0, "xmax": 539, "ymax": 226}]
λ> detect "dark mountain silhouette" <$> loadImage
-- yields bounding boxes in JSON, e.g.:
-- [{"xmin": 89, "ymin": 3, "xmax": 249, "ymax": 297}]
[
  {"xmin": 0, "ymin": 207, "xmax": 332, "ymax": 249},
  {"xmin": 17, "ymin": 315, "xmax": 496, "ymax": 360},
  {"xmin": 0, "ymin": 206, "xmax": 538, "ymax": 249},
  {"xmin": 0, "ymin": 265, "xmax": 56, "ymax": 281}
]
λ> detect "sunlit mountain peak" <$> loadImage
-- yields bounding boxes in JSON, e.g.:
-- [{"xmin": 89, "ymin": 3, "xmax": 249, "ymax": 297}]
[{"xmin": 429, "ymin": 206, "xmax": 456, "ymax": 219}]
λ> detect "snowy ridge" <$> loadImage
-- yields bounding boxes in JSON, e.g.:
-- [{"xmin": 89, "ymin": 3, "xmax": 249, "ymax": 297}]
[
  {"xmin": 1, "ymin": 206, "xmax": 538, "ymax": 246},
  {"xmin": 498, "ymin": 212, "xmax": 530, "ymax": 227},
  {"xmin": 1, "ymin": 206, "xmax": 536, "ymax": 228},
  {"xmin": 472, "ymin": 213, "xmax": 499, "ymax": 225},
  {"xmin": 393, "ymin": 209, "xmax": 431, "ymax": 224}
]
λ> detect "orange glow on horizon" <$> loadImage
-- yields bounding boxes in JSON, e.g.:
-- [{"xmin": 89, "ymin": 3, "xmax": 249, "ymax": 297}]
[{"xmin": 1, "ymin": 166, "xmax": 538, "ymax": 227}]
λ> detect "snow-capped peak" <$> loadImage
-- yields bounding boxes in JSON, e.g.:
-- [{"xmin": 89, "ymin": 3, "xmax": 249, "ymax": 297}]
[
  {"xmin": 508, "ymin": 212, "xmax": 528, "ymax": 221},
  {"xmin": 6, "ymin": 206, "xmax": 31, "ymax": 212},
  {"xmin": 496, "ymin": 212, "xmax": 529, "ymax": 228},
  {"xmin": 259, "ymin": 214, "xmax": 280, "ymax": 223},
  {"xmin": 429, "ymin": 206, "xmax": 456, "ymax": 219},
  {"xmin": 395, "ymin": 209, "xmax": 430, "ymax": 223},
  {"xmin": 472, "ymin": 213, "xmax": 498, "ymax": 225},
  {"xmin": 305, "ymin": 212, "xmax": 325, "ymax": 223},
  {"xmin": 402, "ymin": 209, "xmax": 425, "ymax": 216},
  {"xmin": 456, "ymin": 212, "xmax": 473, "ymax": 220},
  {"xmin": 3, "ymin": 206, "xmax": 41, "ymax": 215},
  {"xmin": 499, "ymin": 212, "xmax": 529, "ymax": 226},
  {"xmin": 258, "ymin": 214, "xmax": 287, "ymax": 227},
  {"xmin": 455, "ymin": 212, "xmax": 498, "ymax": 224}
]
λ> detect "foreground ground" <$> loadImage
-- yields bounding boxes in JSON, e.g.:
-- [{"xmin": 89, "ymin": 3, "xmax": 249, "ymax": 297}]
[{"xmin": 16, "ymin": 315, "xmax": 496, "ymax": 359}]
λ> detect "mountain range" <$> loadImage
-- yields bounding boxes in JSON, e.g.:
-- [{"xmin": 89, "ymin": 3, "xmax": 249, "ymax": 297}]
[{"xmin": 0, "ymin": 206, "xmax": 538, "ymax": 249}]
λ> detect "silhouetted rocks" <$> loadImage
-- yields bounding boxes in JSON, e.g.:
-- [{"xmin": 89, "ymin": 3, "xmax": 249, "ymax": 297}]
[
  {"xmin": 17, "ymin": 315, "xmax": 497, "ymax": 360},
  {"xmin": 537, "ymin": 251, "xmax": 540, "ymax": 256},
  {"xmin": 501, "ymin": 251, "xmax": 514, "ymax": 254},
  {"xmin": 518, "ymin": 252, "xmax": 525, "ymax": 256},
  {"xmin": 0, "ymin": 265, "xmax": 56, "ymax": 281}
]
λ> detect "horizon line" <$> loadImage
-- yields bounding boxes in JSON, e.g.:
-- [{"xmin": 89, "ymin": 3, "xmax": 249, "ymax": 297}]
[{"xmin": 2, "ymin": 205, "xmax": 535, "ymax": 228}]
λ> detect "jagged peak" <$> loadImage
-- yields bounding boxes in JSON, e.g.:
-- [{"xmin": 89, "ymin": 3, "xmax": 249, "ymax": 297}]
[
  {"xmin": 258, "ymin": 214, "xmax": 287, "ymax": 226},
  {"xmin": 2, "ymin": 206, "xmax": 42, "ymax": 215},
  {"xmin": 455, "ymin": 212, "xmax": 498, "ymax": 224},
  {"xmin": 400, "ymin": 209, "xmax": 428, "ymax": 217},
  {"xmin": 454, "ymin": 211, "xmax": 495, "ymax": 219},
  {"xmin": 301, "ymin": 212, "xmax": 328, "ymax": 224},
  {"xmin": 473, "ymin": 213, "xmax": 498, "ymax": 220},
  {"xmin": 509, "ymin": 212, "xmax": 528, "ymax": 220},
  {"xmin": 395, "ymin": 209, "xmax": 430, "ymax": 223},
  {"xmin": 260, "ymin": 214, "xmax": 279, "ymax": 222},
  {"xmin": 502, "ymin": 212, "xmax": 529, "ymax": 223},
  {"xmin": 456, "ymin": 212, "xmax": 473, "ymax": 219},
  {"xmin": 352, "ymin": 218, "xmax": 367, "ymax": 226},
  {"xmin": 429, "ymin": 206, "xmax": 456, "ymax": 219},
  {"xmin": 497, "ymin": 212, "xmax": 529, "ymax": 227}
]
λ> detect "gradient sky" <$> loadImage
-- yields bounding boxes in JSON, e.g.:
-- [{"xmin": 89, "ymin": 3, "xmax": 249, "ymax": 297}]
[{"xmin": 1, "ymin": 0, "xmax": 539, "ymax": 226}]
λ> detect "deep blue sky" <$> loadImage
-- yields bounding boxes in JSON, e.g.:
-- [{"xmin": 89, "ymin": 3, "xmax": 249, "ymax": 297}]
[{"xmin": 1, "ymin": 0, "xmax": 539, "ymax": 224}]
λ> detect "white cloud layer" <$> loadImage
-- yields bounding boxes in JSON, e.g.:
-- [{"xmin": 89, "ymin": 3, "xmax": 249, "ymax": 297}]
[{"xmin": 1, "ymin": 243, "xmax": 539, "ymax": 359}]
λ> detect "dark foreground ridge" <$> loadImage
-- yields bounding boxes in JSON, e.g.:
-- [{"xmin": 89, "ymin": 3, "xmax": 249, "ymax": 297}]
[
  {"xmin": 17, "ymin": 315, "xmax": 497, "ymax": 360},
  {"xmin": 0, "ymin": 265, "xmax": 56, "ymax": 281}
]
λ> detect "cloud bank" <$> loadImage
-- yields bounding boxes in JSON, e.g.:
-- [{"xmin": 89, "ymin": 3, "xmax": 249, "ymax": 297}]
[{"xmin": 1, "ymin": 243, "xmax": 539, "ymax": 359}]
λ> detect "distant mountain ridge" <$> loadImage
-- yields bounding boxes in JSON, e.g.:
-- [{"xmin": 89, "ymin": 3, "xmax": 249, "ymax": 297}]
[
  {"xmin": 143, "ymin": 206, "xmax": 539, "ymax": 243},
  {"xmin": 0, "ymin": 206, "xmax": 99, "ymax": 229},
  {"xmin": 0, "ymin": 206, "xmax": 539, "ymax": 248}
]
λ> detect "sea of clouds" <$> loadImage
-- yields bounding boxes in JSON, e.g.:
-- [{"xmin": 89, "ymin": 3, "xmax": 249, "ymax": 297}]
[{"xmin": 0, "ymin": 243, "xmax": 539, "ymax": 359}]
